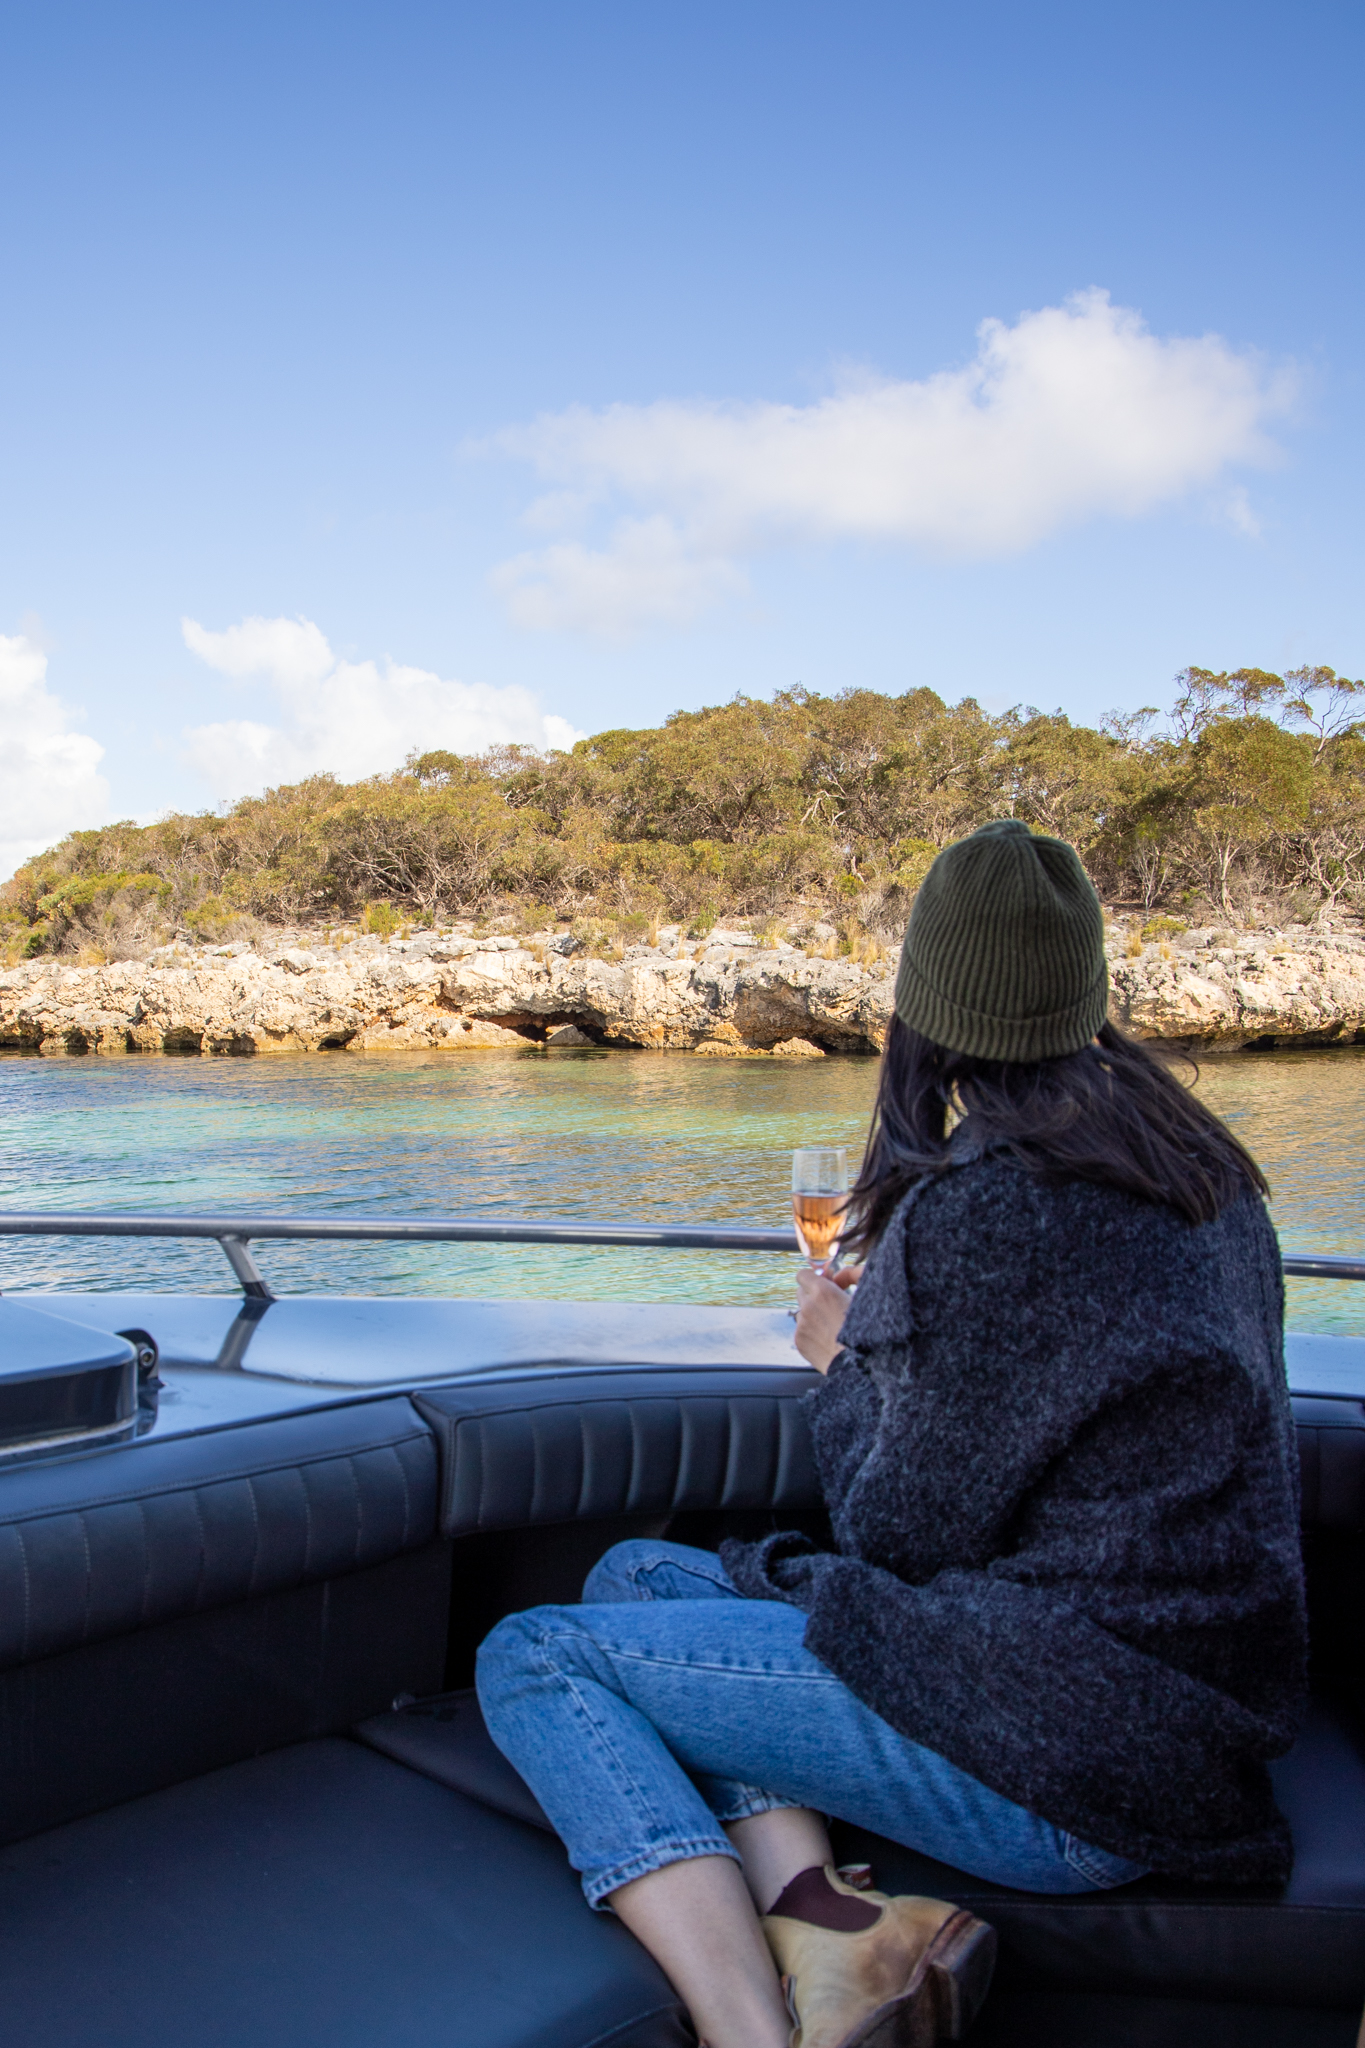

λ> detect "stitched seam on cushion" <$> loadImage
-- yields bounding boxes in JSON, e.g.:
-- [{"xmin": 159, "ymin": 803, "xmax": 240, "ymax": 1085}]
[
  {"xmin": 16, "ymin": 1525, "xmax": 32, "ymax": 1661},
  {"xmin": 243, "ymin": 1474, "xmax": 262, "ymax": 1596},
  {"xmin": 669, "ymin": 1404, "xmax": 686, "ymax": 1511},
  {"xmin": 576, "ymin": 1409, "xmax": 591, "ymax": 1521},
  {"xmin": 349, "ymin": 1455, "xmax": 364, "ymax": 1568},
  {"xmin": 472, "ymin": 1421, "xmax": 488, "ymax": 1530},
  {"xmin": 135, "ymin": 1497, "xmax": 151, "ymax": 1626},
  {"xmin": 395, "ymin": 1442, "xmax": 413, "ymax": 1547},
  {"xmin": 300, "ymin": 1462, "xmax": 315, "ymax": 1577},
  {"xmin": 187, "ymin": 1486, "xmax": 208, "ymax": 1609},
  {"xmin": 77, "ymin": 1513, "xmax": 94, "ymax": 1643},
  {"xmin": 0, "ymin": 1424, "xmax": 434, "ymax": 1525},
  {"xmin": 721, "ymin": 1400, "xmax": 742, "ymax": 1506}
]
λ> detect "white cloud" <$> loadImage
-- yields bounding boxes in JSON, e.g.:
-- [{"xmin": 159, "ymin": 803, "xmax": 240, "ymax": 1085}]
[
  {"xmin": 484, "ymin": 289, "xmax": 1294, "ymax": 636},
  {"xmin": 1222, "ymin": 487, "xmax": 1262, "ymax": 539},
  {"xmin": 491, "ymin": 516, "xmax": 746, "ymax": 639},
  {"xmin": 180, "ymin": 615, "xmax": 583, "ymax": 797},
  {"xmin": 182, "ymin": 614, "xmax": 334, "ymax": 687},
  {"xmin": 0, "ymin": 635, "xmax": 109, "ymax": 881}
]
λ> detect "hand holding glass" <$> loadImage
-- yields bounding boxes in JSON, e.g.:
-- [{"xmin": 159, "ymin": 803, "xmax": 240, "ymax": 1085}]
[{"xmin": 791, "ymin": 1146, "xmax": 849, "ymax": 1268}]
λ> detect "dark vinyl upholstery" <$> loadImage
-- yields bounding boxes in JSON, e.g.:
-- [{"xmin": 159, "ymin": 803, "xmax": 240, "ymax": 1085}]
[
  {"xmin": 415, "ymin": 1368, "xmax": 821, "ymax": 1534},
  {"xmin": 357, "ymin": 1686, "xmax": 1365, "ymax": 2010},
  {"xmin": 0, "ymin": 1398, "xmax": 437, "ymax": 1668},
  {"xmin": 0, "ymin": 1738, "xmax": 690, "ymax": 2048},
  {"xmin": 1295, "ymin": 1396, "xmax": 1365, "ymax": 1530},
  {"xmin": 0, "ymin": 1541, "xmax": 452, "ymax": 1844},
  {"xmin": 358, "ymin": 1685, "xmax": 554, "ymax": 1829},
  {"xmin": 966, "ymin": 1993, "xmax": 1359, "ymax": 2047}
]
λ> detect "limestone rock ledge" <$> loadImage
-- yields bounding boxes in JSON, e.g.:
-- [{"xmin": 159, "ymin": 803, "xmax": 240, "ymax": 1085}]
[
  {"xmin": 3, "ymin": 927, "xmax": 1364, "ymax": 1057},
  {"xmin": 0, "ymin": 938, "xmax": 890, "ymax": 1058},
  {"xmin": 1109, "ymin": 929, "xmax": 1365, "ymax": 1051}
]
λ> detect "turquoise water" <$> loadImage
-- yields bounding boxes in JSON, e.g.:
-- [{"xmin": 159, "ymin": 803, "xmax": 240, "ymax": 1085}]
[{"xmin": 1, "ymin": 1043, "xmax": 1362, "ymax": 1332}]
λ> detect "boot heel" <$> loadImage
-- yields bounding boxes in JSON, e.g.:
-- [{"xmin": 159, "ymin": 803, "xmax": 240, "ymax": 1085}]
[{"xmin": 923, "ymin": 1911, "xmax": 996, "ymax": 2038}]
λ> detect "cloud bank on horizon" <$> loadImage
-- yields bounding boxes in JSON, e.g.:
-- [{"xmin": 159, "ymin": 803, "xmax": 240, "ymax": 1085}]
[
  {"xmin": 180, "ymin": 616, "xmax": 585, "ymax": 798},
  {"xmin": 486, "ymin": 291, "xmax": 1294, "ymax": 638},
  {"xmin": 0, "ymin": 634, "xmax": 109, "ymax": 880}
]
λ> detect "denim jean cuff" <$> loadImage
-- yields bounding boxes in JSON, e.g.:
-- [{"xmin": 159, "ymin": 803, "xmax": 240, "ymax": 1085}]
[{"xmin": 583, "ymin": 1833, "xmax": 742, "ymax": 1911}]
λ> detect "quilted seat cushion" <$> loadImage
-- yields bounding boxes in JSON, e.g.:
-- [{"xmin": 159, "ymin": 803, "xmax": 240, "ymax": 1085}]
[
  {"xmin": 357, "ymin": 1688, "xmax": 1365, "ymax": 2013},
  {"xmin": 414, "ymin": 1369, "xmax": 821, "ymax": 1535},
  {"xmin": 0, "ymin": 1398, "xmax": 437, "ymax": 1668},
  {"xmin": 0, "ymin": 1737, "xmax": 688, "ymax": 2048}
]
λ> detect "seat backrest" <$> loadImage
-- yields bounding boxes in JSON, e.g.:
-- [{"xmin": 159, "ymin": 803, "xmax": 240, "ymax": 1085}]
[
  {"xmin": 1294, "ymin": 1394, "xmax": 1365, "ymax": 1532},
  {"xmin": 415, "ymin": 1368, "xmax": 823, "ymax": 1536},
  {"xmin": 0, "ymin": 1398, "xmax": 448, "ymax": 1843},
  {"xmin": 0, "ymin": 1398, "xmax": 439, "ymax": 1669}
]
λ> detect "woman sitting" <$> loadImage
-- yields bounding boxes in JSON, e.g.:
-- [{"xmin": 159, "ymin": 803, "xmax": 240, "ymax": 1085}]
[{"xmin": 477, "ymin": 819, "xmax": 1307, "ymax": 2048}]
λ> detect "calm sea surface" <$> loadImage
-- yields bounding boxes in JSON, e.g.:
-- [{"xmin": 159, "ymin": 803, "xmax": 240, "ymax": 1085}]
[{"xmin": 1, "ymin": 1045, "xmax": 1363, "ymax": 1334}]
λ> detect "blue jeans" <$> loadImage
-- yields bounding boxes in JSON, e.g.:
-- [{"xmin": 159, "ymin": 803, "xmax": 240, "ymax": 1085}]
[{"xmin": 475, "ymin": 1539, "xmax": 1147, "ymax": 1909}]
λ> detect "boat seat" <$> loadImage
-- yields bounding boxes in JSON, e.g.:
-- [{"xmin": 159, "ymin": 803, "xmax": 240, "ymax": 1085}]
[
  {"xmin": 965, "ymin": 1990, "xmax": 1358, "ymax": 2046},
  {"xmin": 0, "ymin": 1736, "xmax": 689, "ymax": 2048},
  {"xmin": 357, "ymin": 1686, "xmax": 1365, "ymax": 2015},
  {"xmin": 414, "ymin": 1368, "xmax": 822, "ymax": 1534},
  {"xmin": 0, "ymin": 1398, "xmax": 447, "ymax": 1844},
  {"xmin": 0, "ymin": 1396, "xmax": 438, "ymax": 1669}
]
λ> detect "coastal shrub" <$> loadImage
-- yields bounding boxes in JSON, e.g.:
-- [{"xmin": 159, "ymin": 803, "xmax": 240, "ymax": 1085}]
[
  {"xmin": 360, "ymin": 900, "xmax": 401, "ymax": 937},
  {"xmin": 183, "ymin": 894, "xmax": 253, "ymax": 944},
  {"xmin": 5, "ymin": 664, "xmax": 1364, "ymax": 954},
  {"xmin": 11, "ymin": 871, "xmax": 173, "ymax": 958}
]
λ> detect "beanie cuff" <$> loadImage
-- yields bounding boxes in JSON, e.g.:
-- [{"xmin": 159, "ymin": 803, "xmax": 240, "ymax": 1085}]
[{"xmin": 894, "ymin": 954, "xmax": 1110, "ymax": 1063}]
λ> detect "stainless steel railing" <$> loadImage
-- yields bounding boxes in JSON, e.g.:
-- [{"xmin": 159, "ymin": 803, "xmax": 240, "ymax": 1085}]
[
  {"xmin": 1, "ymin": 1211, "xmax": 1363, "ymax": 1304},
  {"xmin": 0, "ymin": 1212, "xmax": 801, "ymax": 1301}
]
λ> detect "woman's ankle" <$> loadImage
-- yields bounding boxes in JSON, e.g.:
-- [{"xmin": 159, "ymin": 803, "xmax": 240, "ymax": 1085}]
[{"xmin": 767, "ymin": 1864, "xmax": 879, "ymax": 1931}]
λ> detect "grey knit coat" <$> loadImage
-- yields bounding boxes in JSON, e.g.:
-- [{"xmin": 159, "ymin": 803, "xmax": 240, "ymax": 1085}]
[{"xmin": 722, "ymin": 1145, "xmax": 1308, "ymax": 1883}]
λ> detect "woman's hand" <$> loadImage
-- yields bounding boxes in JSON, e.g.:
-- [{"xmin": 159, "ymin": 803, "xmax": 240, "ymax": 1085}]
[{"xmin": 793, "ymin": 1263, "xmax": 865, "ymax": 1373}]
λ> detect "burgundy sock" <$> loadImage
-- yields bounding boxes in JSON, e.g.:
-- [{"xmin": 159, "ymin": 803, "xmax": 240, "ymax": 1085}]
[{"xmin": 767, "ymin": 1865, "xmax": 880, "ymax": 1931}]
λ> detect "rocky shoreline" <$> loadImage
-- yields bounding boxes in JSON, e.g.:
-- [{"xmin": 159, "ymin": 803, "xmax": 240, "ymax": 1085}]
[{"xmin": 4, "ymin": 921, "xmax": 1365, "ymax": 1058}]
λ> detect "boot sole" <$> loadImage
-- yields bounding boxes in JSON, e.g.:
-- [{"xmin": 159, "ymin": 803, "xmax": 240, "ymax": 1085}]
[{"xmin": 834, "ymin": 1911, "xmax": 997, "ymax": 2048}]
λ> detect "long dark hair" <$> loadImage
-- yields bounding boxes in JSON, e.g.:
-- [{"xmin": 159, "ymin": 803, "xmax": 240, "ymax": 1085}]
[{"xmin": 842, "ymin": 1015, "xmax": 1268, "ymax": 1257}]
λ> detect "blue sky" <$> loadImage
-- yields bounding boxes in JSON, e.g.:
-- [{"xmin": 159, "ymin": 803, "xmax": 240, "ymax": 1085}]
[{"xmin": 2, "ymin": 1, "xmax": 1362, "ymax": 875}]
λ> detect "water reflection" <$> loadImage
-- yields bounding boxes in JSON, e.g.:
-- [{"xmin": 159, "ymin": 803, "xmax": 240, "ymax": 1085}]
[
  {"xmin": 1188, "ymin": 1044, "xmax": 1365, "ymax": 1336},
  {"xmin": 1, "ymin": 1043, "xmax": 1361, "ymax": 1332}
]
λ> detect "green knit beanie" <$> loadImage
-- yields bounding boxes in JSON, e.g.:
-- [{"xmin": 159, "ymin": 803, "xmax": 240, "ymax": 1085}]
[{"xmin": 893, "ymin": 819, "xmax": 1108, "ymax": 1062}]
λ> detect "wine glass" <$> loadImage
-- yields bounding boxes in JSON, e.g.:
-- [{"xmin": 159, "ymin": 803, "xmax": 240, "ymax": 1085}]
[{"xmin": 791, "ymin": 1146, "xmax": 849, "ymax": 1269}]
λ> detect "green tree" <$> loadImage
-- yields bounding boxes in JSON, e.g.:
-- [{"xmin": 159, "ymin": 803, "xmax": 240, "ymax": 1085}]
[{"xmin": 1182, "ymin": 718, "xmax": 1312, "ymax": 913}]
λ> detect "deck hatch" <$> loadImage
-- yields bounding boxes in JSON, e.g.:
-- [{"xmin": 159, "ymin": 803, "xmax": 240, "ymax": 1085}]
[{"xmin": 0, "ymin": 1303, "xmax": 137, "ymax": 1458}]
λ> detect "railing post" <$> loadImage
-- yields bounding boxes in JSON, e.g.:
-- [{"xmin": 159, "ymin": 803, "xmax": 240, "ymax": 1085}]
[{"xmin": 216, "ymin": 1234, "xmax": 275, "ymax": 1302}]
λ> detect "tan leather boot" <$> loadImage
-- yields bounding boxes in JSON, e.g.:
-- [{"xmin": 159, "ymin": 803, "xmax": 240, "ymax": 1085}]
[{"xmin": 761, "ymin": 1867, "xmax": 996, "ymax": 2048}]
